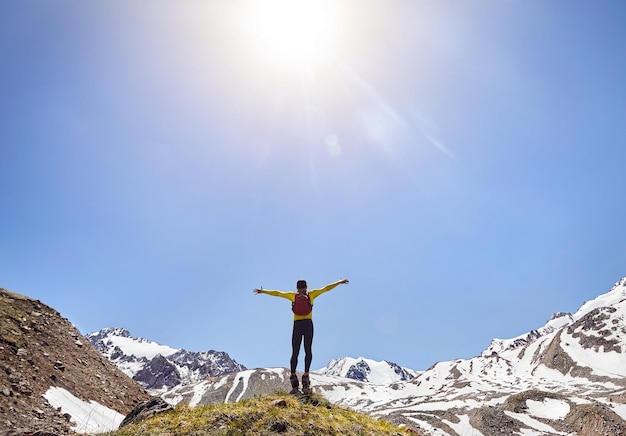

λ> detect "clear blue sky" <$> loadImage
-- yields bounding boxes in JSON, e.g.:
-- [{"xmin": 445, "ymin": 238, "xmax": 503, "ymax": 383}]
[{"xmin": 1, "ymin": 0, "xmax": 625, "ymax": 372}]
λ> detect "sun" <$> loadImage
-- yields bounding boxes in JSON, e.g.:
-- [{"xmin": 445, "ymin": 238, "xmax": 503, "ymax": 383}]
[{"xmin": 246, "ymin": 0, "xmax": 338, "ymax": 68}]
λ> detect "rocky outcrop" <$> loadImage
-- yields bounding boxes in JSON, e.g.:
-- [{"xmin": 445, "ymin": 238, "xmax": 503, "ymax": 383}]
[
  {"xmin": 345, "ymin": 360, "xmax": 371, "ymax": 381},
  {"xmin": 560, "ymin": 402, "xmax": 626, "ymax": 435},
  {"xmin": 534, "ymin": 330, "xmax": 580, "ymax": 375},
  {"xmin": 118, "ymin": 397, "xmax": 173, "ymax": 428},
  {"xmin": 0, "ymin": 288, "xmax": 151, "ymax": 435},
  {"xmin": 567, "ymin": 307, "xmax": 624, "ymax": 353},
  {"xmin": 387, "ymin": 360, "xmax": 416, "ymax": 381},
  {"xmin": 134, "ymin": 354, "xmax": 181, "ymax": 390},
  {"xmin": 469, "ymin": 405, "xmax": 524, "ymax": 435}
]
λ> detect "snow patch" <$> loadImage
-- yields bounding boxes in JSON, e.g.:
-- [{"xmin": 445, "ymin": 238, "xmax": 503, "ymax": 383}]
[
  {"xmin": 526, "ymin": 398, "xmax": 570, "ymax": 420},
  {"xmin": 43, "ymin": 387, "xmax": 123, "ymax": 433},
  {"xmin": 444, "ymin": 414, "xmax": 478, "ymax": 436},
  {"xmin": 224, "ymin": 369, "xmax": 255, "ymax": 403},
  {"xmin": 189, "ymin": 381, "xmax": 210, "ymax": 407},
  {"xmin": 505, "ymin": 411, "xmax": 568, "ymax": 435},
  {"xmin": 213, "ymin": 374, "xmax": 230, "ymax": 390}
]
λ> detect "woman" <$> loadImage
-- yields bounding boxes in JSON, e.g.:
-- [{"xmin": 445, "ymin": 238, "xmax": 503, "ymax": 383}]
[{"xmin": 254, "ymin": 278, "xmax": 349, "ymax": 394}]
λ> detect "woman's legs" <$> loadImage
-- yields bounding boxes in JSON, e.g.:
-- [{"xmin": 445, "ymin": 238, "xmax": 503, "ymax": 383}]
[
  {"xmin": 290, "ymin": 326, "xmax": 303, "ymax": 374},
  {"xmin": 303, "ymin": 321, "xmax": 314, "ymax": 373},
  {"xmin": 290, "ymin": 320, "xmax": 314, "ymax": 374}
]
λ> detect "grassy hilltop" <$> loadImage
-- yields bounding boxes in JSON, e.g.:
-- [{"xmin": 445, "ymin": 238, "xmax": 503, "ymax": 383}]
[{"xmin": 104, "ymin": 392, "xmax": 420, "ymax": 436}]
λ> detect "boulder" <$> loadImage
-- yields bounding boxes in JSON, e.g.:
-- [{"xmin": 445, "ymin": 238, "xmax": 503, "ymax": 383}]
[{"xmin": 119, "ymin": 397, "xmax": 174, "ymax": 428}]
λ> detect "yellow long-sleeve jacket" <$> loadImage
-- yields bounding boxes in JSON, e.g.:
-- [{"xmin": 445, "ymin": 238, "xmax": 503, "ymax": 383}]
[{"xmin": 261, "ymin": 280, "xmax": 345, "ymax": 321}]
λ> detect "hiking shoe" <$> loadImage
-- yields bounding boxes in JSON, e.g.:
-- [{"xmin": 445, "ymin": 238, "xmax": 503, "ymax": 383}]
[
  {"xmin": 302, "ymin": 374, "xmax": 311, "ymax": 395},
  {"xmin": 289, "ymin": 374, "xmax": 300, "ymax": 394}
]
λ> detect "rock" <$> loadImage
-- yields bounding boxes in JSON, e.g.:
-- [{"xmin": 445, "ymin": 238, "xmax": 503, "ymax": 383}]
[
  {"xmin": 269, "ymin": 420, "xmax": 288, "ymax": 432},
  {"xmin": 119, "ymin": 397, "xmax": 174, "ymax": 428},
  {"xmin": 270, "ymin": 399, "xmax": 287, "ymax": 407}
]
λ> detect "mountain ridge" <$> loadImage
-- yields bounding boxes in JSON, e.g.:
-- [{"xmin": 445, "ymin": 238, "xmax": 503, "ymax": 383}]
[
  {"xmin": 4, "ymin": 276, "xmax": 626, "ymax": 435},
  {"xmin": 484, "ymin": 277, "xmax": 626, "ymax": 358},
  {"xmin": 86, "ymin": 327, "xmax": 246, "ymax": 394},
  {"xmin": 148, "ymin": 277, "xmax": 626, "ymax": 435}
]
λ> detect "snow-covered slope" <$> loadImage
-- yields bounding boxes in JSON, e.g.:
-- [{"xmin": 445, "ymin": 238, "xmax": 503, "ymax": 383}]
[
  {"xmin": 86, "ymin": 327, "xmax": 246, "ymax": 393},
  {"xmin": 43, "ymin": 387, "xmax": 125, "ymax": 433},
  {"xmin": 160, "ymin": 277, "xmax": 626, "ymax": 435},
  {"xmin": 317, "ymin": 356, "xmax": 419, "ymax": 384}
]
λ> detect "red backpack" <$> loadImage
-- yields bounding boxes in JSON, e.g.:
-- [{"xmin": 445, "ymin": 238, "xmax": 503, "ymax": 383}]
[{"xmin": 292, "ymin": 291, "xmax": 313, "ymax": 316}]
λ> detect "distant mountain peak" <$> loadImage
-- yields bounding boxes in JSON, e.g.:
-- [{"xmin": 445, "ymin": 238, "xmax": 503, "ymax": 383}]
[
  {"xmin": 316, "ymin": 356, "xmax": 418, "ymax": 384},
  {"xmin": 88, "ymin": 326, "xmax": 131, "ymax": 342},
  {"xmin": 86, "ymin": 327, "xmax": 246, "ymax": 393}
]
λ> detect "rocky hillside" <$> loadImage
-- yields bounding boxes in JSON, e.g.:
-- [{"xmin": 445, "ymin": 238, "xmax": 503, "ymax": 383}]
[
  {"xmin": 86, "ymin": 327, "xmax": 246, "ymax": 394},
  {"xmin": 0, "ymin": 288, "xmax": 151, "ymax": 435}
]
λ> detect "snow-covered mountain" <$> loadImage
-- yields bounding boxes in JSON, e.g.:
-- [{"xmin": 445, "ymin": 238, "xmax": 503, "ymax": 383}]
[
  {"xmin": 317, "ymin": 356, "xmax": 419, "ymax": 384},
  {"xmin": 159, "ymin": 277, "xmax": 626, "ymax": 435},
  {"xmin": 86, "ymin": 327, "xmax": 246, "ymax": 393}
]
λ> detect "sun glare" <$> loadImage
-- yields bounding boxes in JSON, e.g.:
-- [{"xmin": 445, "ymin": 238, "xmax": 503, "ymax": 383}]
[{"xmin": 246, "ymin": 0, "xmax": 338, "ymax": 68}]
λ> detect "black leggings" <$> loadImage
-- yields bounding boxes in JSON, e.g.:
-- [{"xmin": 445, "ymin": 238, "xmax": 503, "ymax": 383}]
[{"xmin": 290, "ymin": 319, "xmax": 314, "ymax": 373}]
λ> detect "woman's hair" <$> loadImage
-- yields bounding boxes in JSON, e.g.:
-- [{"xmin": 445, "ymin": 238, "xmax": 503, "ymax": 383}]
[{"xmin": 296, "ymin": 280, "xmax": 307, "ymax": 290}]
